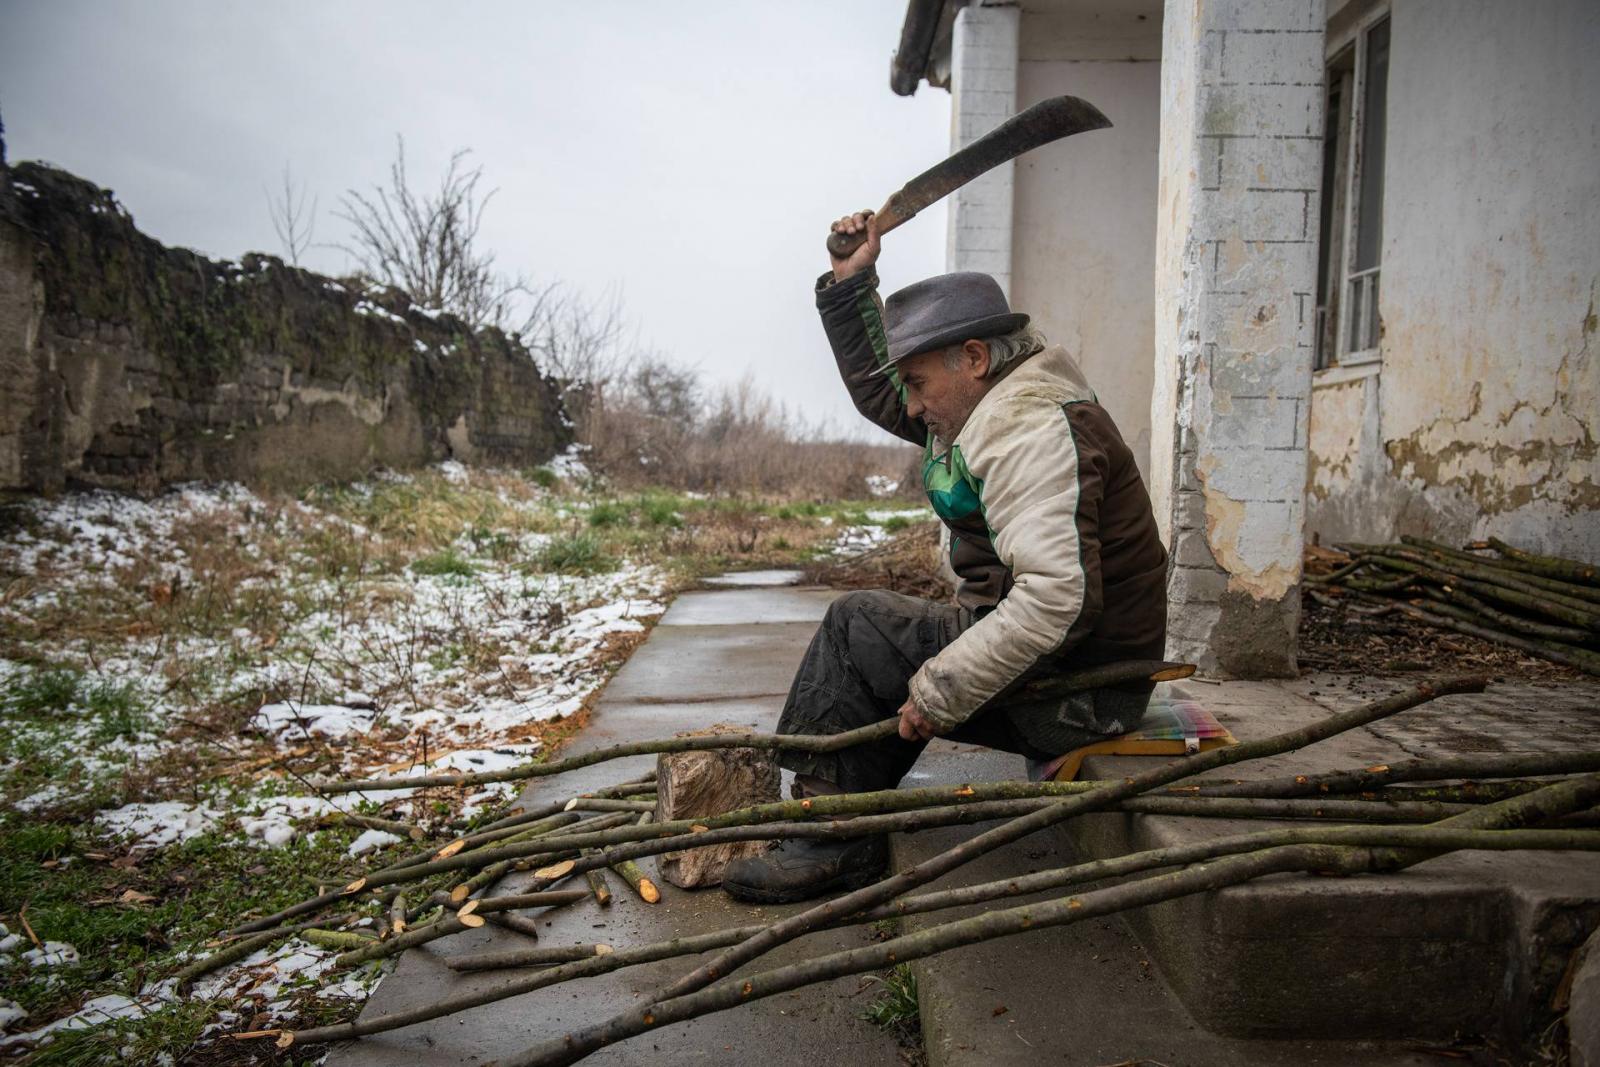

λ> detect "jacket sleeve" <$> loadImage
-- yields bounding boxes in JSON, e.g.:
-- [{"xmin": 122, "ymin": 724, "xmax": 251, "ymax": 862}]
[
  {"xmin": 907, "ymin": 394, "xmax": 1107, "ymax": 731},
  {"xmin": 815, "ymin": 268, "xmax": 928, "ymax": 446}
]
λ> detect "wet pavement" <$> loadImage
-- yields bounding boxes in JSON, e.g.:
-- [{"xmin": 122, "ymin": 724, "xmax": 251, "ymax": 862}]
[{"xmin": 325, "ymin": 575, "xmax": 904, "ymax": 1067}]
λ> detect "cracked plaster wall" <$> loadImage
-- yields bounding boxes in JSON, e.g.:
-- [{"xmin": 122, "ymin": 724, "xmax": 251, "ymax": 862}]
[{"xmin": 1307, "ymin": 0, "xmax": 1599, "ymax": 560}]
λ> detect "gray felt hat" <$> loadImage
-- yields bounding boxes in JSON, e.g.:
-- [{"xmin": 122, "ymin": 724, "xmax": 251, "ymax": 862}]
[{"xmin": 882, "ymin": 271, "xmax": 1029, "ymax": 369}]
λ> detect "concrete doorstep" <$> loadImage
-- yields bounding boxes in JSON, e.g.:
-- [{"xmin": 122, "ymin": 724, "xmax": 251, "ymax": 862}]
[{"xmin": 896, "ymin": 674, "xmax": 1600, "ymax": 1066}]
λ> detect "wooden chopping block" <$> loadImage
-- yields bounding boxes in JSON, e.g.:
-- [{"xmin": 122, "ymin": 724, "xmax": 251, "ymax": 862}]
[{"xmin": 654, "ymin": 724, "xmax": 781, "ymax": 888}]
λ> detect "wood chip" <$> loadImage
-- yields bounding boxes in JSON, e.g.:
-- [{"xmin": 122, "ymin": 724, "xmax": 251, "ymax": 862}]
[
  {"xmin": 435, "ymin": 839, "xmax": 467, "ymax": 860},
  {"xmin": 534, "ymin": 859, "xmax": 575, "ymax": 880}
]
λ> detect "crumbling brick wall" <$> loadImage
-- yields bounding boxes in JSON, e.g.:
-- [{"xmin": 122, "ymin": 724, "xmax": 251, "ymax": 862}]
[{"xmin": 0, "ymin": 160, "xmax": 570, "ymax": 494}]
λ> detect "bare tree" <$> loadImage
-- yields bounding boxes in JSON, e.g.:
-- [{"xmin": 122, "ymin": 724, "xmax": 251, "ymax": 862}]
[
  {"xmin": 525, "ymin": 287, "xmax": 628, "ymax": 386},
  {"xmin": 337, "ymin": 137, "xmax": 525, "ymax": 329},
  {"xmin": 266, "ymin": 164, "xmax": 317, "ymax": 266}
]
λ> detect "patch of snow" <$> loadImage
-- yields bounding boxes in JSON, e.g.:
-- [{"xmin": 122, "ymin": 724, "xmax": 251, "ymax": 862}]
[
  {"xmin": 352, "ymin": 299, "xmax": 407, "ymax": 325},
  {"xmin": 0, "ymin": 992, "xmax": 153, "ymax": 1051},
  {"xmin": 831, "ymin": 525, "xmax": 889, "ymax": 557},
  {"xmin": 14, "ymin": 784, "xmax": 67, "ymax": 813},
  {"xmin": 865, "ymin": 474, "xmax": 900, "ymax": 498},
  {"xmin": 22, "ymin": 942, "xmax": 79, "ymax": 968},
  {"xmin": 0, "ymin": 998, "xmax": 24, "ymax": 1029},
  {"xmin": 437, "ymin": 459, "xmax": 469, "ymax": 485},
  {"xmin": 237, "ymin": 794, "xmax": 338, "ymax": 847},
  {"xmin": 702, "ymin": 570, "xmax": 804, "ymax": 588},
  {"xmin": 866, "ymin": 507, "xmax": 931, "ymax": 523},
  {"xmin": 547, "ymin": 444, "xmax": 591, "ymax": 481},
  {"xmin": 96, "ymin": 801, "xmax": 218, "ymax": 850},
  {"xmin": 253, "ymin": 701, "xmax": 375, "ymax": 740},
  {"xmin": 347, "ymin": 829, "xmax": 403, "ymax": 856}
]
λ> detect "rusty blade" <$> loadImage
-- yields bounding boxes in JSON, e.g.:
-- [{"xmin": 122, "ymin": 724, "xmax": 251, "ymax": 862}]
[{"xmin": 881, "ymin": 95, "xmax": 1111, "ymax": 228}]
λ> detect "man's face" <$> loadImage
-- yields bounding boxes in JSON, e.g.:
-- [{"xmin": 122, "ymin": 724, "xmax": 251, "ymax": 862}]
[{"xmin": 897, "ymin": 341, "xmax": 992, "ymax": 442}]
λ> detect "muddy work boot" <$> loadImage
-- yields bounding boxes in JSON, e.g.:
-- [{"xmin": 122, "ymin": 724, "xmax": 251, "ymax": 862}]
[{"xmin": 722, "ymin": 836, "xmax": 889, "ymax": 904}]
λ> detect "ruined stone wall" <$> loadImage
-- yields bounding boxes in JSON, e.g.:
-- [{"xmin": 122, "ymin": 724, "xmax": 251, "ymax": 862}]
[
  {"xmin": 0, "ymin": 161, "xmax": 569, "ymax": 494},
  {"xmin": 1307, "ymin": 0, "xmax": 1599, "ymax": 560}
]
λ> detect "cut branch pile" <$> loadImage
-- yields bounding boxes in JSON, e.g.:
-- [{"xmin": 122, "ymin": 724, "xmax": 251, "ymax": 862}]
[
  {"xmin": 204, "ymin": 664, "xmax": 1600, "ymax": 1065},
  {"xmin": 1305, "ymin": 535, "xmax": 1600, "ymax": 675}
]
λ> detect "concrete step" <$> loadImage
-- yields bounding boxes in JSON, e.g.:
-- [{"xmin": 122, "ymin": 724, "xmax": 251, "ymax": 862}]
[
  {"xmin": 1069, "ymin": 677, "xmax": 1600, "ymax": 1045},
  {"xmin": 892, "ymin": 674, "xmax": 1600, "ymax": 1064},
  {"xmin": 893, "ymin": 809, "xmax": 1454, "ymax": 1066}
]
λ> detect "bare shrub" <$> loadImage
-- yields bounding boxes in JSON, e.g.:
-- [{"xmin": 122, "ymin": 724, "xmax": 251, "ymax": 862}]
[
  {"xmin": 337, "ymin": 136, "xmax": 555, "ymax": 331},
  {"xmin": 581, "ymin": 366, "xmax": 917, "ymax": 501},
  {"xmin": 266, "ymin": 164, "xmax": 316, "ymax": 266}
]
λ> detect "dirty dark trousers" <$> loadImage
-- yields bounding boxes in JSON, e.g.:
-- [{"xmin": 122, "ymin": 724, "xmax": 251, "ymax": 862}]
[{"xmin": 775, "ymin": 589, "xmax": 1085, "ymax": 792}]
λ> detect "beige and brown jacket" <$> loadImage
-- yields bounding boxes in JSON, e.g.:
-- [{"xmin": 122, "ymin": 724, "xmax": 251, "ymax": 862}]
[{"xmin": 818, "ymin": 268, "xmax": 1168, "ymax": 732}]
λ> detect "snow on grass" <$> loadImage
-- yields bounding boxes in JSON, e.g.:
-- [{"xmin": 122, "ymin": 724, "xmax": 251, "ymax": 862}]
[
  {"xmin": 347, "ymin": 828, "xmax": 404, "ymax": 855},
  {"xmin": 95, "ymin": 801, "xmax": 220, "ymax": 850},
  {"xmin": 253, "ymin": 701, "xmax": 377, "ymax": 739},
  {"xmin": 0, "ymin": 463, "xmax": 679, "ymax": 1052}
]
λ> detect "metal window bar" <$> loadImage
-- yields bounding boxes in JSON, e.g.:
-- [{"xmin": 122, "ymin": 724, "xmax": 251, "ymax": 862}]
[{"xmin": 1344, "ymin": 266, "xmax": 1380, "ymax": 359}]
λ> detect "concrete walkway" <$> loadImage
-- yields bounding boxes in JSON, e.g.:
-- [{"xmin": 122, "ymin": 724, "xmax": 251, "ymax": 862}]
[{"xmin": 326, "ymin": 572, "xmax": 905, "ymax": 1066}]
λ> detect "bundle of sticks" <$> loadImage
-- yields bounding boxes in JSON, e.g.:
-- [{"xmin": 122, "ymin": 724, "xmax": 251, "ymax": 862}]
[
  {"xmin": 206, "ymin": 665, "xmax": 1600, "ymax": 1065},
  {"xmin": 1305, "ymin": 535, "xmax": 1600, "ymax": 675}
]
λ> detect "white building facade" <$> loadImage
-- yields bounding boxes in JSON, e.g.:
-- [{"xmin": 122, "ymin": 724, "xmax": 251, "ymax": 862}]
[{"xmin": 890, "ymin": 0, "xmax": 1599, "ymax": 675}]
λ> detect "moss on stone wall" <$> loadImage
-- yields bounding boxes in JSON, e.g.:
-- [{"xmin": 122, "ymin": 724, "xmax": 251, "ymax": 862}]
[{"xmin": 0, "ymin": 160, "xmax": 570, "ymax": 492}]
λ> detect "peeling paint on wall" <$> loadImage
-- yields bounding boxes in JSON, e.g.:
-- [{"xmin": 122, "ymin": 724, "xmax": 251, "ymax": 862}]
[{"xmin": 1306, "ymin": 2, "xmax": 1600, "ymax": 560}]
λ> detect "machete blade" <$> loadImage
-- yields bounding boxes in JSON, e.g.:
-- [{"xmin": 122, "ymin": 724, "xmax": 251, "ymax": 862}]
[{"xmin": 827, "ymin": 94, "xmax": 1111, "ymax": 258}]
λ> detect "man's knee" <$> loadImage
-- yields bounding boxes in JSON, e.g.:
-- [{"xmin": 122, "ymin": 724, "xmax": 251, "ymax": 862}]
[{"xmin": 824, "ymin": 588, "xmax": 933, "ymax": 627}]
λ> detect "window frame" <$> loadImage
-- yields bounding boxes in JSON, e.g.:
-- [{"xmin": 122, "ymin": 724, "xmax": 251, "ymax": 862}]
[{"xmin": 1316, "ymin": 3, "xmax": 1391, "ymax": 374}]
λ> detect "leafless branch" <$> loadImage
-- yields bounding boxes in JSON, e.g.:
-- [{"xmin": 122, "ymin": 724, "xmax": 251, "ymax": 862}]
[{"xmin": 266, "ymin": 164, "xmax": 317, "ymax": 266}]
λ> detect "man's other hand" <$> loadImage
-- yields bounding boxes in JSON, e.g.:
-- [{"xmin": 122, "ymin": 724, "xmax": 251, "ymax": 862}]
[
  {"xmin": 830, "ymin": 210, "xmax": 881, "ymax": 282},
  {"xmin": 897, "ymin": 696, "xmax": 939, "ymax": 742}
]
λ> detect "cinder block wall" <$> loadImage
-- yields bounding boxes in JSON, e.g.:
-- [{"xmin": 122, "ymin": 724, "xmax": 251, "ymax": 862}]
[{"xmin": 0, "ymin": 161, "xmax": 570, "ymax": 494}]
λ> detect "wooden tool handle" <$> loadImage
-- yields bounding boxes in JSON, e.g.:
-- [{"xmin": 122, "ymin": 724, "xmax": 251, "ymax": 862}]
[
  {"xmin": 824, "ymin": 197, "xmax": 909, "ymax": 262},
  {"xmin": 825, "ymin": 227, "xmax": 867, "ymax": 259}
]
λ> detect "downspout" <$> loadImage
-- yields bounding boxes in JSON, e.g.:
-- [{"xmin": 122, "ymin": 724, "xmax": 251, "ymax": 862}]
[{"xmin": 890, "ymin": 0, "xmax": 946, "ymax": 96}]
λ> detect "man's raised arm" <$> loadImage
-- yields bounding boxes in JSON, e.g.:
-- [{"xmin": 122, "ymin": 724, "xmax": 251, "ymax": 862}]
[{"xmin": 815, "ymin": 211, "xmax": 928, "ymax": 446}]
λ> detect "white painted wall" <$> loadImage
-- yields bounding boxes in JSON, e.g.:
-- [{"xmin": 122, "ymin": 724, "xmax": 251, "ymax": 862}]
[
  {"xmin": 1307, "ymin": 0, "xmax": 1600, "ymax": 559},
  {"xmin": 1013, "ymin": 38, "xmax": 1160, "ymax": 478}
]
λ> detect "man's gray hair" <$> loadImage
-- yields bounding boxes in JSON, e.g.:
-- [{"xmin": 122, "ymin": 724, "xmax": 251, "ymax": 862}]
[{"xmin": 941, "ymin": 324, "xmax": 1049, "ymax": 378}]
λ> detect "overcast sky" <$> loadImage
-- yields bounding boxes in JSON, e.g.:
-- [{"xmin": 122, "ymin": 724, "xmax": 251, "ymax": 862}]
[{"xmin": 0, "ymin": 1, "xmax": 950, "ymax": 437}]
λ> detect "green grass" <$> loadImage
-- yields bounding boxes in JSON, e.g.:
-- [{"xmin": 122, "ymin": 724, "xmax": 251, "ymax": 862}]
[
  {"xmin": 883, "ymin": 516, "xmax": 913, "ymax": 534},
  {"xmin": 82, "ymin": 680, "xmax": 150, "ymax": 742},
  {"xmin": 411, "ymin": 547, "xmax": 476, "ymax": 577},
  {"xmin": 587, "ymin": 501, "xmax": 629, "ymax": 528},
  {"xmin": 534, "ymin": 532, "xmax": 615, "ymax": 575},
  {"xmin": 862, "ymin": 963, "xmax": 920, "ymax": 1032},
  {"xmin": 0, "ymin": 814, "xmax": 388, "ymax": 1034},
  {"xmin": 638, "ymin": 494, "xmax": 684, "ymax": 528},
  {"xmin": 5, "ymin": 667, "xmax": 83, "ymax": 716}
]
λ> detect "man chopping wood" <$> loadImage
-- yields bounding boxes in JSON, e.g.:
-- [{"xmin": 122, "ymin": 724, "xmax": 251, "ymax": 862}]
[{"xmin": 722, "ymin": 211, "xmax": 1169, "ymax": 903}]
